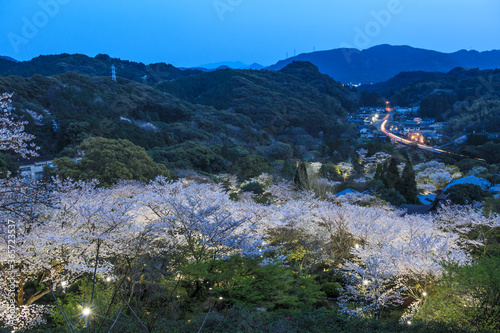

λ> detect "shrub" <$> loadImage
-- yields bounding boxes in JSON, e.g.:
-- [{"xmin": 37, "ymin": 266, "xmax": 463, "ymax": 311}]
[
  {"xmin": 445, "ymin": 184, "xmax": 491, "ymax": 205},
  {"xmin": 234, "ymin": 155, "xmax": 272, "ymax": 178},
  {"xmin": 320, "ymin": 282, "xmax": 342, "ymax": 299}
]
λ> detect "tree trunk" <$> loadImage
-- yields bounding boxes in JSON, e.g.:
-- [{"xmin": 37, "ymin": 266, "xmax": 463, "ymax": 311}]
[
  {"xmin": 26, "ymin": 288, "xmax": 51, "ymax": 306},
  {"xmin": 17, "ymin": 262, "xmax": 24, "ymax": 306}
]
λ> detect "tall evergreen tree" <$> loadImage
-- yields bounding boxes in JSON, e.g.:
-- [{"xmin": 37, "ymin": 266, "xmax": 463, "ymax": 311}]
[
  {"xmin": 374, "ymin": 163, "xmax": 384, "ymax": 183},
  {"xmin": 398, "ymin": 162, "xmax": 419, "ymax": 204},
  {"xmin": 384, "ymin": 158, "xmax": 401, "ymax": 190},
  {"xmin": 282, "ymin": 159, "xmax": 295, "ymax": 179},
  {"xmin": 294, "ymin": 162, "xmax": 310, "ymax": 190}
]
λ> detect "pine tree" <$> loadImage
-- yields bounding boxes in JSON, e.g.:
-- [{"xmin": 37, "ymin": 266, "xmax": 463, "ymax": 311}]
[
  {"xmin": 294, "ymin": 162, "xmax": 309, "ymax": 190},
  {"xmin": 374, "ymin": 163, "xmax": 384, "ymax": 183},
  {"xmin": 384, "ymin": 158, "xmax": 401, "ymax": 190},
  {"xmin": 398, "ymin": 162, "xmax": 419, "ymax": 204},
  {"xmin": 282, "ymin": 159, "xmax": 295, "ymax": 179}
]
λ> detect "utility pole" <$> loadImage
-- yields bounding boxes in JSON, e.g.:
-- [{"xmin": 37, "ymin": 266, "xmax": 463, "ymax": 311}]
[{"xmin": 111, "ymin": 65, "xmax": 117, "ymax": 82}]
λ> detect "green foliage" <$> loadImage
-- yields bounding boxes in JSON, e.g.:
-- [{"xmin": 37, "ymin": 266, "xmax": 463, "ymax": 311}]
[
  {"xmin": 384, "ymin": 158, "xmax": 401, "ymax": 189},
  {"xmin": 445, "ymin": 184, "xmax": 491, "ymax": 205},
  {"xmin": 369, "ymin": 158, "xmax": 409, "ymax": 206},
  {"xmin": 0, "ymin": 53, "xmax": 201, "ymax": 83},
  {"xmin": 177, "ymin": 255, "xmax": 325, "ymax": 311},
  {"xmin": 319, "ymin": 163, "xmax": 341, "ymax": 181},
  {"xmin": 294, "ymin": 162, "xmax": 309, "ymax": 190},
  {"xmin": 53, "ymin": 137, "xmax": 169, "ymax": 186},
  {"xmin": 217, "ymin": 260, "xmax": 323, "ymax": 310},
  {"xmin": 381, "ymin": 188, "xmax": 407, "ymax": 207},
  {"xmin": 374, "ymin": 163, "xmax": 384, "ymax": 182},
  {"xmin": 49, "ymin": 293, "xmax": 82, "ymax": 328},
  {"xmin": 49, "ymin": 276, "xmax": 120, "ymax": 330},
  {"xmin": 241, "ymin": 181, "xmax": 265, "ymax": 195},
  {"xmin": 420, "ymin": 93, "xmax": 457, "ymax": 120},
  {"xmin": 148, "ymin": 141, "xmax": 223, "ymax": 172},
  {"xmin": 225, "ymin": 145, "xmax": 250, "ymax": 163},
  {"xmin": 58, "ymin": 121, "xmax": 90, "ymax": 147},
  {"xmin": 416, "ymin": 256, "xmax": 500, "ymax": 331},
  {"xmin": 398, "ymin": 162, "xmax": 419, "ymax": 204},
  {"xmin": 461, "ymin": 142, "xmax": 500, "ymax": 164},
  {"xmin": 38, "ymin": 306, "xmax": 495, "ymax": 332},
  {"xmin": 265, "ymin": 142, "xmax": 294, "ymax": 160},
  {"xmin": 0, "ymin": 58, "xmax": 361, "ymax": 175},
  {"xmin": 320, "ymin": 282, "xmax": 342, "ymax": 299},
  {"xmin": 157, "ymin": 61, "xmax": 355, "ymax": 139},
  {"xmin": 234, "ymin": 155, "xmax": 272, "ymax": 178},
  {"xmin": 281, "ymin": 159, "xmax": 295, "ymax": 179},
  {"xmin": 51, "ymin": 157, "xmax": 82, "ymax": 180},
  {"xmin": 457, "ymin": 158, "xmax": 488, "ymax": 174},
  {"xmin": 0, "ymin": 152, "xmax": 18, "ymax": 178},
  {"xmin": 449, "ymin": 96, "xmax": 500, "ymax": 136},
  {"xmin": 266, "ymin": 226, "xmax": 332, "ymax": 274},
  {"xmin": 484, "ymin": 197, "xmax": 500, "ymax": 215}
]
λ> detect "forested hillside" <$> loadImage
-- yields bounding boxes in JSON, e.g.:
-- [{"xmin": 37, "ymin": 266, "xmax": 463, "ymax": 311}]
[
  {"xmin": 157, "ymin": 61, "xmax": 356, "ymax": 136},
  {"xmin": 362, "ymin": 67, "xmax": 500, "ymax": 136},
  {"xmin": 0, "ymin": 53, "xmax": 201, "ymax": 83},
  {"xmin": 0, "ymin": 59, "xmax": 356, "ymax": 176}
]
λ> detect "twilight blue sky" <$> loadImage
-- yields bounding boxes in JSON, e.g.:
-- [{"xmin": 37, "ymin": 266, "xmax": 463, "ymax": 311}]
[{"xmin": 1, "ymin": 0, "xmax": 499, "ymax": 67}]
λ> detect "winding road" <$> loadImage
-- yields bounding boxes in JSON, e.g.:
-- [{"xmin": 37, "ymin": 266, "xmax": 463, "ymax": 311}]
[{"xmin": 378, "ymin": 112, "xmax": 486, "ymax": 162}]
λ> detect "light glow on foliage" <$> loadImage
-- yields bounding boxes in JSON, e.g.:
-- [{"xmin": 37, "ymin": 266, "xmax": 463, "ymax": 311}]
[
  {"xmin": 414, "ymin": 161, "xmax": 462, "ymax": 193},
  {"xmin": 0, "ymin": 174, "xmax": 497, "ymax": 329}
]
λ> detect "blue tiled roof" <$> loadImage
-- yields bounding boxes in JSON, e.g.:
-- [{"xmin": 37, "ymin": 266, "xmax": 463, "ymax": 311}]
[
  {"xmin": 444, "ymin": 176, "xmax": 491, "ymax": 191},
  {"xmin": 489, "ymin": 185, "xmax": 500, "ymax": 193},
  {"xmin": 335, "ymin": 189, "xmax": 361, "ymax": 197},
  {"xmin": 418, "ymin": 194, "xmax": 436, "ymax": 205}
]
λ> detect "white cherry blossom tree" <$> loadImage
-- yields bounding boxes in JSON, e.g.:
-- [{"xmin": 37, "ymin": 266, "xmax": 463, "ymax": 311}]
[{"xmin": 0, "ymin": 93, "xmax": 39, "ymax": 158}]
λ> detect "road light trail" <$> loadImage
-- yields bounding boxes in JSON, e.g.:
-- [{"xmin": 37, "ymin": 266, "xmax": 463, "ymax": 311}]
[{"xmin": 379, "ymin": 112, "xmax": 486, "ymax": 162}]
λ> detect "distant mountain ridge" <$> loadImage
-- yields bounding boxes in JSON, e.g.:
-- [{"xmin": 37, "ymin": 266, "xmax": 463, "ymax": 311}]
[
  {"xmin": 4, "ymin": 45, "xmax": 499, "ymax": 85},
  {"xmin": 0, "ymin": 53, "xmax": 202, "ymax": 83},
  {"xmin": 267, "ymin": 45, "xmax": 500, "ymax": 84},
  {"xmin": 0, "ymin": 53, "xmax": 266, "ymax": 82},
  {"xmin": 192, "ymin": 61, "xmax": 264, "ymax": 71},
  {"xmin": 0, "ymin": 56, "xmax": 18, "ymax": 63}
]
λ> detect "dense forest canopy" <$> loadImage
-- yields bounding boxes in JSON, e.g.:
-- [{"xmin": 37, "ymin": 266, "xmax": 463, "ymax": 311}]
[{"xmin": 0, "ymin": 58, "xmax": 358, "ymax": 178}]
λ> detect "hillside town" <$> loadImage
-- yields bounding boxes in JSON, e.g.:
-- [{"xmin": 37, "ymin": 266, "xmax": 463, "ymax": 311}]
[{"xmin": 349, "ymin": 105, "xmax": 447, "ymax": 145}]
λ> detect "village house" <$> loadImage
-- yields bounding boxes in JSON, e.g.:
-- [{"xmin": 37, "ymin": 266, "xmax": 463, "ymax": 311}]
[
  {"xmin": 18, "ymin": 156, "xmax": 82, "ymax": 180},
  {"xmin": 18, "ymin": 157, "xmax": 55, "ymax": 180}
]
